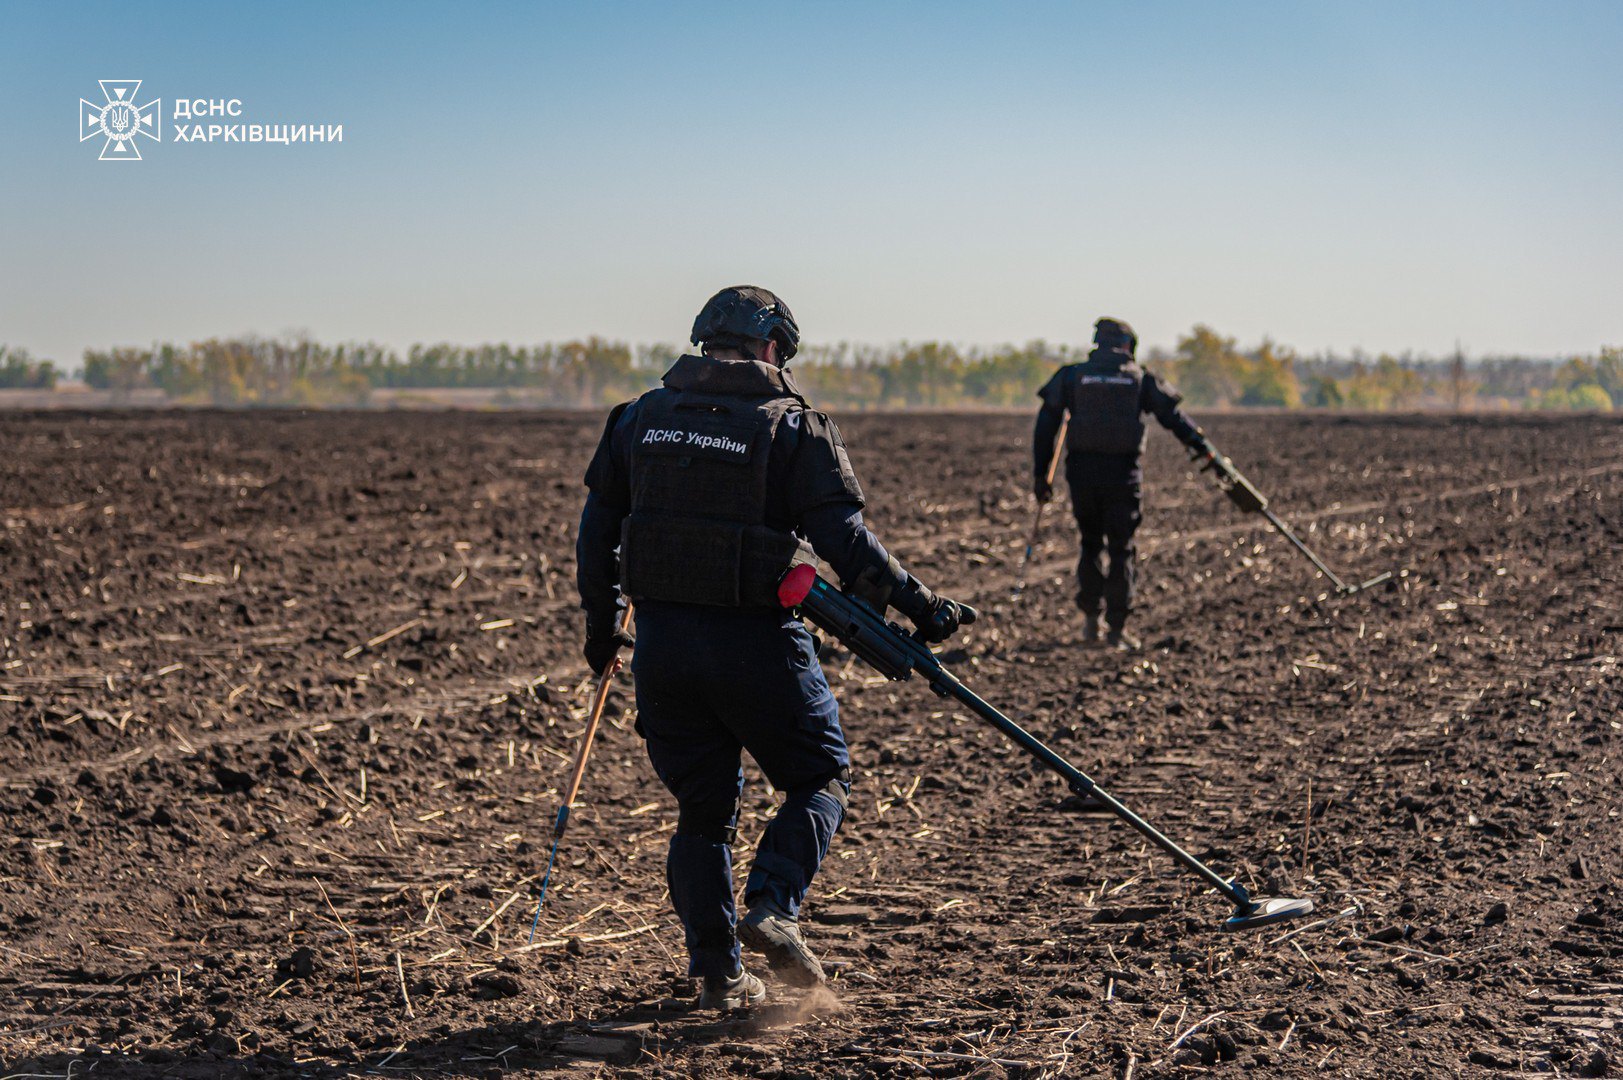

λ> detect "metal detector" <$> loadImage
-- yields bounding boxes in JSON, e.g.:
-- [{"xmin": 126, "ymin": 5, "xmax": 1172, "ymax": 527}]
[
  {"xmin": 1194, "ymin": 441, "xmax": 1396, "ymax": 596},
  {"xmin": 779, "ymin": 565, "xmax": 1314, "ymax": 932}
]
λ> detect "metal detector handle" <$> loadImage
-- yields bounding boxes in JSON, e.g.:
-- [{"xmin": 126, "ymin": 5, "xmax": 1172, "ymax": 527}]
[
  {"xmin": 796, "ymin": 575, "xmax": 925, "ymax": 683},
  {"xmin": 1197, "ymin": 441, "xmax": 1270, "ymax": 515},
  {"xmin": 909, "ymin": 598, "xmax": 980, "ymax": 640}
]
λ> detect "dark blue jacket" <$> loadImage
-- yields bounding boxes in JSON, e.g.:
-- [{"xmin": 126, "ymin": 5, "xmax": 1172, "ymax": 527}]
[
  {"xmin": 1034, "ymin": 347, "xmax": 1200, "ymax": 486},
  {"xmin": 577, "ymin": 358, "xmax": 909, "ymax": 618}
]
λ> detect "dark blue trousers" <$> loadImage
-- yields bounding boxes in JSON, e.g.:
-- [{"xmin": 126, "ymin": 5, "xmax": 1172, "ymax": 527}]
[
  {"xmin": 631, "ymin": 602, "xmax": 850, "ymax": 978},
  {"xmin": 1068, "ymin": 475, "xmax": 1143, "ymax": 627}
]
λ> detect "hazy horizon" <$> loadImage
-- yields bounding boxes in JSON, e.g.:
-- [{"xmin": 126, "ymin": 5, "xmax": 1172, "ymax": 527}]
[{"xmin": 24, "ymin": 333, "xmax": 1607, "ymax": 381}]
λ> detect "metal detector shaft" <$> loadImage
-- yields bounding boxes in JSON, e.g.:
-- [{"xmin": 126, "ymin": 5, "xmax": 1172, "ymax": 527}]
[
  {"xmin": 923, "ymin": 663, "xmax": 1249, "ymax": 907},
  {"xmin": 1259, "ymin": 507, "xmax": 1348, "ymax": 592},
  {"xmin": 781, "ymin": 568, "xmax": 1253, "ymax": 911},
  {"xmin": 1198, "ymin": 441, "xmax": 1395, "ymax": 597}
]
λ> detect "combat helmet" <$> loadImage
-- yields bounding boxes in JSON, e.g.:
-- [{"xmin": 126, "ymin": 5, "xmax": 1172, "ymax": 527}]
[
  {"xmin": 691, "ymin": 286, "xmax": 800, "ymax": 362},
  {"xmin": 1094, "ymin": 317, "xmax": 1137, "ymax": 354}
]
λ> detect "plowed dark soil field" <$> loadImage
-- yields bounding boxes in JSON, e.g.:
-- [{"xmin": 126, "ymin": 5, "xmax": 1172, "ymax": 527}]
[{"xmin": 3, "ymin": 409, "xmax": 1621, "ymax": 1079}]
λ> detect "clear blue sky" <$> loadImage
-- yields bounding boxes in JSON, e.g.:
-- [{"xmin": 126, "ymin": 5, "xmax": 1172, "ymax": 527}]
[{"xmin": 2, "ymin": 0, "xmax": 1619, "ymax": 368}]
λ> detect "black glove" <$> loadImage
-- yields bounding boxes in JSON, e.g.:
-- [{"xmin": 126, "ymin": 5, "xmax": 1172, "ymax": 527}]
[
  {"xmin": 915, "ymin": 594, "xmax": 976, "ymax": 643},
  {"xmin": 894, "ymin": 579, "xmax": 977, "ymax": 644},
  {"xmin": 1187, "ymin": 432, "xmax": 1214, "ymax": 460},
  {"xmin": 583, "ymin": 609, "xmax": 634, "ymax": 676},
  {"xmin": 1033, "ymin": 478, "xmax": 1053, "ymax": 504}
]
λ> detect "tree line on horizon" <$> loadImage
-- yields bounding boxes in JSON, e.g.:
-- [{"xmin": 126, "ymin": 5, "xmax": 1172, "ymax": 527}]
[{"xmin": 2, "ymin": 332, "xmax": 1618, "ymax": 412}]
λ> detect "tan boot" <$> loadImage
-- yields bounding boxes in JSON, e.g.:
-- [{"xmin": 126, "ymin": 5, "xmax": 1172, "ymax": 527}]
[
  {"xmin": 698, "ymin": 965, "xmax": 766, "ymax": 1010},
  {"xmin": 739, "ymin": 901, "xmax": 825, "ymax": 987}
]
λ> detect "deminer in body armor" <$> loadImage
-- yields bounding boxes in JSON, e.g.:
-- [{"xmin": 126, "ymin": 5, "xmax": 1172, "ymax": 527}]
[
  {"xmin": 575, "ymin": 286, "xmax": 973, "ymax": 1010},
  {"xmin": 1032, "ymin": 318, "xmax": 1210, "ymax": 652}
]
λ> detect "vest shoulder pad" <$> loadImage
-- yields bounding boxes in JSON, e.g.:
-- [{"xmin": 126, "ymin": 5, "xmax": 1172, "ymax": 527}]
[
  {"xmin": 1142, "ymin": 367, "xmax": 1182, "ymax": 406},
  {"xmin": 790, "ymin": 410, "xmax": 865, "ymax": 513}
]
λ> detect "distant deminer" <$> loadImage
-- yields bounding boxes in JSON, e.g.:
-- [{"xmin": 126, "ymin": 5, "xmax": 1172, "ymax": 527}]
[
  {"xmin": 575, "ymin": 286, "xmax": 973, "ymax": 1009},
  {"xmin": 1032, "ymin": 318, "xmax": 1209, "ymax": 650}
]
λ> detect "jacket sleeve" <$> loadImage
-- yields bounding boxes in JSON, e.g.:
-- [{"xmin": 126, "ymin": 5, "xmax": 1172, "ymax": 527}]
[
  {"xmin": 800, "ymin": 503, "xmax": 908, "ymax": 595},
  {"xmin": 1142, "ymin": 371, "xmax": 1201, "ymax": 445},
  {"xmin": 575, "ymin": 402, "xmax": 634, "ymax": 616},
  {"xmin": 1033, "ymin": 369, "xmax": 1067, "ymax": 481},
  {"xmin": 785, "ymin": 412, "xmax": 923, "ymax": 613}
]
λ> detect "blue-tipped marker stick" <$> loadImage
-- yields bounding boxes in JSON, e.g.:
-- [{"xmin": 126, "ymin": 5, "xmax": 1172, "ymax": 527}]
[{"xmin": 528, "ymin": 605, "xmax": 633, "ymax": 944}]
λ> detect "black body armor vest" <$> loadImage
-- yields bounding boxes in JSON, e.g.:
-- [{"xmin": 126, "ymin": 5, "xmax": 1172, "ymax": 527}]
[
  {"xmin": 619, "ymin": 356, "xmax": 814, "ymax": 609},
  {"xmin": 1066, "ymin": 359, "xmax": 1146, "ymax": 455}
]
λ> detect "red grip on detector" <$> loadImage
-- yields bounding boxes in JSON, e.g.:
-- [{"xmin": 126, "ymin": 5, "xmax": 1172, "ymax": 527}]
[{"xmin": 778, "ymin": 563, "xmax": 817, "ymax": 608}]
